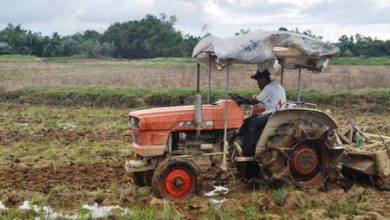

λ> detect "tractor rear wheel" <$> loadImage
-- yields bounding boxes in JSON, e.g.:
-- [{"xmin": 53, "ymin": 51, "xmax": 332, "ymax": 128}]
[
  {"xmin": 260, "ymin": 119, "xmax": 337, "ymax": 188},
  {"xmin": 152, "ymin": 157, "xmax": 201, "ymax": 200}
]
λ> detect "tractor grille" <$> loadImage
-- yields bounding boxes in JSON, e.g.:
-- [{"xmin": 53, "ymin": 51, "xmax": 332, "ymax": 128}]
[{"xmin": 133, "ymin": 131, "xmax": 142, "ymax": 145}]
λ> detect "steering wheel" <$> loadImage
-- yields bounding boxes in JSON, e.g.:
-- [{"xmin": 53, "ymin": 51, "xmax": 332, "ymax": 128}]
[{"xmin": 228, "ymin": 93, "xmax": 260, "ymax": 105}]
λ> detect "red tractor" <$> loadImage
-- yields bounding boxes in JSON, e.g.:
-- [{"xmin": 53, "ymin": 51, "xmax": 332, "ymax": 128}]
[{"xmin": 125, "ymin": 30, "xmax": 344, "ymax": 200}]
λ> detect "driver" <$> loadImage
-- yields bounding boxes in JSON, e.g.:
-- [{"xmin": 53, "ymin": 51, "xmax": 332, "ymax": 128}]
[{"xmin": 237, "ymin": 69, "xmax": 286, "ymax": 156}]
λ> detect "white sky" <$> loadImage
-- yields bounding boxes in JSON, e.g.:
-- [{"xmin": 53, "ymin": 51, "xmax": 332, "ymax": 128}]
[{"xmin": 0, "ymin": 0, "xmax": 389, "ymax": 42}]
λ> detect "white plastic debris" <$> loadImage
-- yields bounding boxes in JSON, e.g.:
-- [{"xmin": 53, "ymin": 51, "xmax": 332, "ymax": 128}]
[
  {"xmin": 209, "ymin": 198, "xmax": 227, "ymax": 209},
  {"xmin": 17, "ymin": 200, "xmax": 125, "ymax": 219},
  {"xmin": 19, "ymin": 201, "xmax": 35, "ymax": 210},
  {"xmin": 204, "ymin": 185, "xmax": 229, "ymax": 197},
  {"xmin": 82, "ymin": 203, "xmax": 122, "ymax": 219},
  {"xmin": 19, "ymin": 201, "xmax": 63, "ymax": 219},
  {"xmin": 0, "ymin": 201, "xmax": 6, "ymax": 210}
]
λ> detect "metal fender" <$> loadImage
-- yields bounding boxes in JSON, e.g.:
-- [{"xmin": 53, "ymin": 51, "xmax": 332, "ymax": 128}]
[{"xmin": 255, "ymin": 108, "xmax": 338, "ymax": 157}]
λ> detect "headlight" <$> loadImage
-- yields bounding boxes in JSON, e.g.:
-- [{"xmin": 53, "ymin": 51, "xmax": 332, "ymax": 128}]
[{"xmin": 128, "ymin": 117, "xmax": 140, "ymax": 128}]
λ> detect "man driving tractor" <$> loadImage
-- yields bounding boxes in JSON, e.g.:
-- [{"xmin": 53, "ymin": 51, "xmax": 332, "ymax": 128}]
[{"xmin": 237, "ymin": 69, "xmax": 286, "ymax": 156}]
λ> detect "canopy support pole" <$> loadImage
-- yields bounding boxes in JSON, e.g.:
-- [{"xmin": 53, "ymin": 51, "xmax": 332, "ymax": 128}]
[
  {"xmin": 280, "ymin": 66, "xmax": 285, "ymax": 85},
  {"xmin": 297, "ymin": 67, "xmax": 302, "ymax": 102},
  {"xmin": 207, "ymin": 56, "xmax": 212, "ymax": 104},
  {"xmin": 194, "ymin": 63, "xmax": 202, "ymax": 139},
  {"xmin": 221, "ymin": 63, "xmax": 230, "ymax": 171}
]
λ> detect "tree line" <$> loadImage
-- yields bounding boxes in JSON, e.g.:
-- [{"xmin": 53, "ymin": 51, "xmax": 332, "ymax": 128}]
[
  {"xmin": 335, "ymin": 34, "xmax": 390, "ymax": 57},
  {"xmin": 278, "ymin": 27, "xmax": 390, "ymax": 57},
  {"xmin": 0, "ymin": 14, "xmax": 199, "ymax": 58},
  {"xmin": 0, "ymin": 14, "xmax": 389, "ymax": 58}
]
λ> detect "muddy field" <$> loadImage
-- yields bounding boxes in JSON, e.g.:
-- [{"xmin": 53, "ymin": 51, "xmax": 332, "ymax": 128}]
[
  {"xmin": 0, "ymin": 58, "xmax": 389, "ymax": 219},
  {"xmin": 0, "ymin": 101, "xmax": 389, "ymax": 219}
]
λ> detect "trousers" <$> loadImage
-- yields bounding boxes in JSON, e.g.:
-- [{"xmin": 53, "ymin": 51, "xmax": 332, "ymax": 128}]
[{"xmin": 239, "ymin": 113, "xmax": 271, "ymax": 156}]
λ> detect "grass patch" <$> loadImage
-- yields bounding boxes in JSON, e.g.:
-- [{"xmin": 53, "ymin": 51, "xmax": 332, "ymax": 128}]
[
  {"xmin": 270, "ymin": 186, "xmax": 295, "ymax": 206},
  {"xmin": 327, "ymin": 201, "xmax": 357, "ymax": 218},
  {"xmin": 330, "ymin": 56, "xmax": 390, "ymax": 65},
  {"xmin": 1, "ymin": 86, "xmax": 389, "ymax": 110},
  {"xmin": 0, "ymin": 54, "xmax": 37, "ymax": 61},
  {"xmin": 46, "ymin": 56, "xmax": 73, "ymax": 63},
  {"xmin": 244, "ymin": 202, "xmax": 260, "ymax": 220},
  {"xmin": 122, "ymin": 206, "xmax": 157, "ymax": 220},
  {"xmin": 138, "ymin": 57, "xmax": 195, "ymax": 64},
  {"xmin": 0, "ymin": 103, "xmax": 129, "ymax": 132}
]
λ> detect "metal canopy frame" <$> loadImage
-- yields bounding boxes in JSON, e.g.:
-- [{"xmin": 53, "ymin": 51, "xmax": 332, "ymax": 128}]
[{"xmin": 195, "ymin": 58, "xmax": 307, "ymax": 170}]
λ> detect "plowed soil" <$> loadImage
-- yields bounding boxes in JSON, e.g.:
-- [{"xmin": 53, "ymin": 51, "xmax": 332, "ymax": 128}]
[
  {"xmin": 1, "ymin": 160, "xmax": 389, "ymax": 219},
  {"xmin": 0, "ymin": 128, "xmax": 131, "ymax": 144},
  {"xmin": 0, "ymin": 162, "xmax": 129, "ymax": 193}
]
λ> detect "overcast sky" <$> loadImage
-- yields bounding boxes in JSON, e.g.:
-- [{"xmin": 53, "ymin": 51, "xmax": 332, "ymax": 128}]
[{"xmin": 1, "ymin": 0, "xmax": 389, "ymax": 42}]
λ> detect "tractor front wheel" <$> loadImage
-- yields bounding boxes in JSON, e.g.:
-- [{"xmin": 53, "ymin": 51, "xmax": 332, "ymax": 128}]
[{"xmin": 152, "ymin": 157, "xmax": 201, "ymax": 200}]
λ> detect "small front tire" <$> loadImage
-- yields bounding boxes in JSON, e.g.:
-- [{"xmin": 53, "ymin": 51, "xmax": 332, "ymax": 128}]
[{"xmin": 152, "ymin": 158, "xmax": 201, "ymax": 200}]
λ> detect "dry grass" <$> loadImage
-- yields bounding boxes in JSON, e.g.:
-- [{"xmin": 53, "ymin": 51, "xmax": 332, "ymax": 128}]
[
  {"xmin": 0, "ymin": 58, "xmax": 389, "ymax": 90},
  {"xmin": 281, "ymin": 65, "xmax": 390, "ymax": 90}
]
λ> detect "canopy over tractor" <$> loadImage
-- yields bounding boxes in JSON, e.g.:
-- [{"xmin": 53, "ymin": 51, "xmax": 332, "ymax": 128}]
[{"xmin": 192, "ymin": 29, "xmax": 340, "ymax": 72}]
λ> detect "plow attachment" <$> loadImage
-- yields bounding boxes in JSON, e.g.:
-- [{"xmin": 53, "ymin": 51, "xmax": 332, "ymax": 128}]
[{"xmin": 338, "ymin": 122, "xmax": 390, "ymax": 190}]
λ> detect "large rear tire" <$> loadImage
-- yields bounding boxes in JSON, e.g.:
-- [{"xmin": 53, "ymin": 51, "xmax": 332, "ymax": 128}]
[
  {"xmin": 152, "ymin": 157, "xmax": 201, "ymax": 200},
  {"xmin": 260, "ymin": 119, "xmax": 337, "ymax": 188}
]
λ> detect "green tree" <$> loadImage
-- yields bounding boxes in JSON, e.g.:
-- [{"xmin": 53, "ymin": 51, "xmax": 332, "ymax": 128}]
[
  {"xmin": 0, "ymin": 24, "xmax": 27, "ymax": 54},
  {"xmin": 102, "ymin": 14, "xmax": 196, "ymax": 58}
]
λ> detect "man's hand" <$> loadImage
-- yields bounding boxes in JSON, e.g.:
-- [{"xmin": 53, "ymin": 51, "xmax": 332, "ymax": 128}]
[{"xmin": 246, "ymin": 96, "xmax": 259, "ymax": 104}]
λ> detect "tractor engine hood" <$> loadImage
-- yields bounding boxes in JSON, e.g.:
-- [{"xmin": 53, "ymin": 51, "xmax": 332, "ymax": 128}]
[
  {"xmin": 129, "ymin": 105, "xmax": 196, "ymax": 130},
  {"xmin": 128, "ymin": 100, "xmax": 244, "ymax": 131}
]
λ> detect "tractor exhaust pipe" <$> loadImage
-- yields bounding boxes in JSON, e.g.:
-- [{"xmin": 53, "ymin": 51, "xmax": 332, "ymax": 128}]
[{"xmin": 194, "ymin": 63, "xmax": 202, "ymax": 138}]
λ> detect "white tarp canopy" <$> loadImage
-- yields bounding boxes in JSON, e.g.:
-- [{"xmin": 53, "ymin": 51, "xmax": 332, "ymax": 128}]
[{"xmin": 192, "ymin": 30, "xmax": 340, "ymax": 72}]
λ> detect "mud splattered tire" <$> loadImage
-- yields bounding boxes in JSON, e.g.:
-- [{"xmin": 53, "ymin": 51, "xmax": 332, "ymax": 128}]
[
  {"xmin": 152, "ymin": 157, "xmax": 201, "ymax": 200},
  {"xmin": 261, "ymin": 119, "xmax": 337, "ymax": 188}
]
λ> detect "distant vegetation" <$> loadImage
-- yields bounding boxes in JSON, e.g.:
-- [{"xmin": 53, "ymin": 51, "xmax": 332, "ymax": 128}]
[
  {"xmin": 0, "ymin": 14, "xmax": 199, "ymax": 58},
  {"xmin": 0, "ymin": 14, "xmax": 389, "ymax": 59},
  {"xmin": 278, "ymin": 27, "xmax": 390, "ymax": 58},
  {"xmin": 330, "ymin": 56, "xmax": 390, "ymax": 65},
  {"xmin": 335, "ymin": 34, "xmax": 390, "ymax": 57}
]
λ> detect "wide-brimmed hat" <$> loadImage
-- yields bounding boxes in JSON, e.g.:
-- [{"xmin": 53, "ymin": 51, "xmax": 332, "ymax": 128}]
[{"xmin": 250, "ymin": 69, "xmax": 270, "ymax": 80}]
